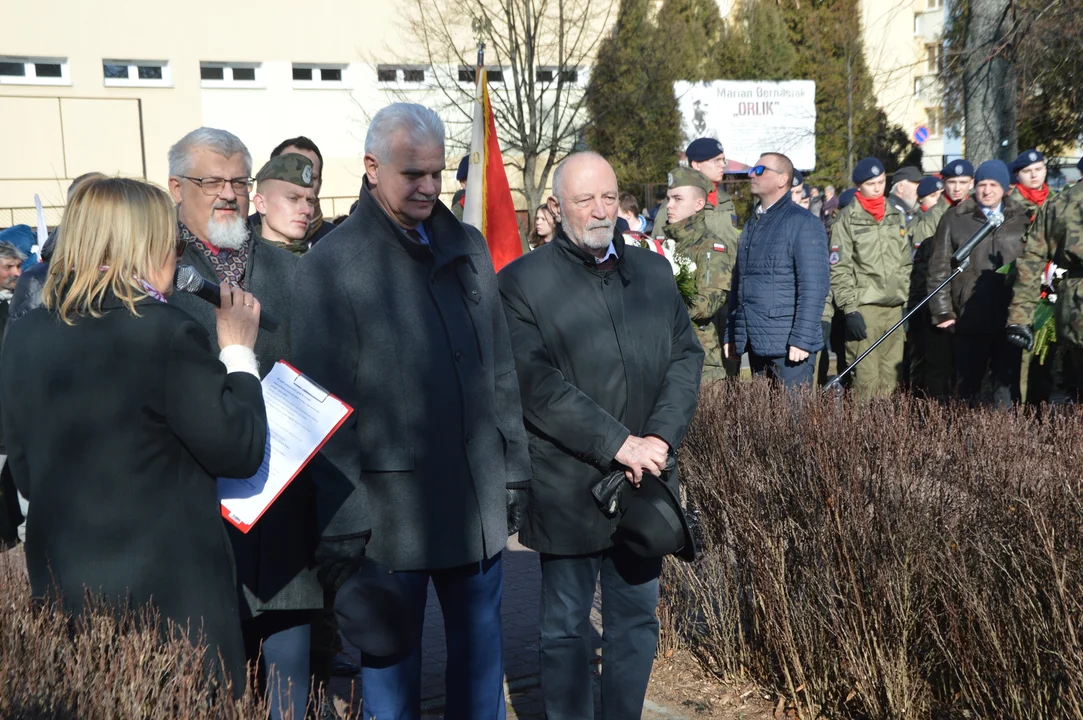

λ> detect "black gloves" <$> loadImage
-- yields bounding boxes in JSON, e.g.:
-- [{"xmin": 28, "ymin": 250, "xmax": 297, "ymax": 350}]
[
  {"xmin": 821, "ymin": 320, "xmax": 832, "ymax": 352},
  {"xmin": 845, "ymin": 312, "xmax": 867, "ymax": 341},
  {"xmin": 316, "ymin": 531, "xmax": 370, "ymax": 593},
  {"xmin": 506, "ymin": 484, "xmax": 530, "ymax": 536},
  {"xmin": 1006, "ymin": 324, "xmax": 1035, "ymax": 351}
]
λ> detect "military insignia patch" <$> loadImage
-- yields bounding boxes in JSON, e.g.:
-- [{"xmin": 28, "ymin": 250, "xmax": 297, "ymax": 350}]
[
  {"xmin": 872, "ymin": 166, "xmax": 882, "ymax": 176},
  {"xmin": 730, "ymin": 214, "xmax": 738, "ymax": 227},
  {"xmin": 829, "ymin": 251, "xmax": 840, "ymax": 265},
  {"xmin": 667, "ymin": 172, "xmax": 674, "ymax": 187},
  {"xmin": 954, "ymin": 163, "xmax": 963, "ymax": 174},
  {"xmin": 900, "ymin": 227, "xmax": 906, "ymax": 237},
  {"xmin": 1029, "ymin": 151, "xmax": 1038, "ymax": 162},
  {"xmin": 713, "ymin": 243, "xmax": 726, "ymax": 253},
  {"xmin": 302, "ymin": 165, "xmax": 313, "ymax": 184}
]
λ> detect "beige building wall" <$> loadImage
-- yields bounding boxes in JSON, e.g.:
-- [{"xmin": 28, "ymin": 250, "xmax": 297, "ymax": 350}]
[
  {"xmin": 860, "ymin": 0, "xmax": 947, "ymax": 173},
  {"xmin": 0, "ymin": 0, "xmax": 576, "ymax": 227}
]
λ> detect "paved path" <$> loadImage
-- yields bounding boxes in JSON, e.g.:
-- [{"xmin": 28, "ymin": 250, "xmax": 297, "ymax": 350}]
[{"xmin": 330, "ymin": 535, "xmax": 689, "ymax": 719}]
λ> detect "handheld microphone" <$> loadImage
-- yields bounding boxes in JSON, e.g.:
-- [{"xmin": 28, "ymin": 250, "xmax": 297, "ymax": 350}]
[
  {"xmin": 951, "ymin": 211, "xmax": 1005, "ymax": 264},
  {"xmin": 173, "ymin": 265, "xmax": 280, "ymax": 333}
]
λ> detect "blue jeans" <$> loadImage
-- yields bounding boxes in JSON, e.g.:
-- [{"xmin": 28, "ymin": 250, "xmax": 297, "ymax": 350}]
[
  {"xmin": 244, "ymin": 610, "xmax": 312, "ymax": 720},
  {"xmin": 539, "ymin": 548, "xmax": 662, "ymax": 720},
  {"xmin": 360, "ymin": 553, "xmax": 505, "ymax": 720},
  {"xmin": 749, "ymin": 350, "xmax": 817, "ymax": 388}
]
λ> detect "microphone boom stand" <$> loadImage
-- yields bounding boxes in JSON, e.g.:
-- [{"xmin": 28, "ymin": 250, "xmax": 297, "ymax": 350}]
[{"xmin": 823, "ymin": 257, "xmax": 970, "ymax": 392}]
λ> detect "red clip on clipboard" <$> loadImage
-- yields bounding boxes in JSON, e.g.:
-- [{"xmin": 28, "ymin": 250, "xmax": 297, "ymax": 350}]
[{"xmin": 218, "ymin": 360, "xmax": 353, "ymax": 534}]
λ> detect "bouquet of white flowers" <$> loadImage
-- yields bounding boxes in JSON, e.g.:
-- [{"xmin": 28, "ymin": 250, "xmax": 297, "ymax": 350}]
[{"xmin": 626, "ymin": 235, "xmax": 698, "ymax": 308}]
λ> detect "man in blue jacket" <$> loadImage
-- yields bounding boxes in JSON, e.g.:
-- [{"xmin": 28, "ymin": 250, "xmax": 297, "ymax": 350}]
[{"xmin": 724, "ymin": 152, "xmax": 830, "ymax": 387}]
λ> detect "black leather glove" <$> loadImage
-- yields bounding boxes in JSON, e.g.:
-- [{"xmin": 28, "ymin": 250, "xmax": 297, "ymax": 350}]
[
  {"xmin": 315, "ymin": 532, "xmax": 369, "ymax": 593},
  {"xmin": 821, "ymin": 320, "xmax": 832, "ymax": 352},
  {"xmin": 845, "ymin": 311, "xmax": 867, "ymax": 341},
  {"xmin": 506, "ymin": 485, "xmax": 530, "ymax": 536},
  {"xmin": 1006, "ymin": 324, "xmax": 1035, "ymax": 351}
]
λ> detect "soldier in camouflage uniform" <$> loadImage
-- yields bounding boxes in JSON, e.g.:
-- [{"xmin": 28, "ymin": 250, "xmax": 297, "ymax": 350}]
[
  {"xmin": 830, "ymin": 157, "xmax": 912, "ymax": 397},
  {"xmin": 656, "ymin": 166, "xmax": 738, "ymax": 381},
  {"xmin": 1006, "ymin": 179, "xmax": 1083, "ymax": 403},
  {"xmin": 252, "ymin": 153, "xmax": 318, "ymax": 256},
  {"xmin": 1008, "ymin": 149, "xmax": 1054, "ymax": 403},
  {"xmin": 907, "ymin": 176, "xmax": 950, "ymax": 397}
]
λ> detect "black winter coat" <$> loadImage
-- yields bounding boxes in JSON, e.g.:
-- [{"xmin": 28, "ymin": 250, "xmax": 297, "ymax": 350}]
[
  {"xmin": 0, "ymin": 294, "xmax": 267, "ymax": 691},
  {"xmin": 291, "ymin": 185, "xmax": 531, "ymax": 572},
  {"xmin": 170, "ymin": 232, "xmax": 321, "ymax": 619},
  {"xmin": 927, "ymin": 196, "xmax": 1029, "ymax": 334},
  {"xmin": 499, "ymin": 230, "xmax": 704, "ymax": 556}
]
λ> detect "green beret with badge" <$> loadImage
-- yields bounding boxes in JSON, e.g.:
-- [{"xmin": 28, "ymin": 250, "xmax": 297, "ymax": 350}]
[
  {"xmin": 667, "ymin": 166, "xmax": 713, "ymax": 195},
  {"xmin": 256, "ymin": 152, "xmax": 314, "ymax": 189}
]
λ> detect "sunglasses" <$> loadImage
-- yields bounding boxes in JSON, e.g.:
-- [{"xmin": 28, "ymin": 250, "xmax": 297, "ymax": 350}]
[{"xmin": 748, "ymin": 165, "xmax": 781, "ymax": 177}]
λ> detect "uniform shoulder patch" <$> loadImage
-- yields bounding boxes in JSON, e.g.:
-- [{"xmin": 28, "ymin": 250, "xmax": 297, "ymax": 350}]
[
  {"xmin": 713, "ymin": 242, "xmax": 726, "ymax": 253},
  {"xmin": 730, "ymin": 214, "xmax": 738, "ymax": 228},
  {"xmin": 829, "ymin": 244, "xmax": 840, "ymax": 265}
]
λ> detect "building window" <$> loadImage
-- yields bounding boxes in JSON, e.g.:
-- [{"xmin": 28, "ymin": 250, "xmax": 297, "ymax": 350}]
[
  {"xmin": 376, "ymin": 65, "xmax": 429, "ymax": 87},
  {"xmin": 914, "ymin": 13, "xmax": 922, "ymax": 36},
  {"xmin": 200, "ymin": 62, "xmax": 263, "ymax": 88},
  {"xmin": 926, "ymin": 43, "xmax": 942, "ymax": 73},
  {"xmin": 458, "ymin": 66, "xmax": 505, "ymax": 84},
  {"xmin": 926, "ymin": 107, "xmax": 942, "ymax": 137},
  {"xmin": 292, "ymin": 63, "xmax": 348, "ymax": 88},
  {"xmin": 102, "ymin": 60, "xmax": 171, "ymax": 87},
  {"xmin": 536, "ymin": 67, "xmax": 579, "ymax": 84},
  {"xmin": 0, "ymin": 56, "xmax": 70, "ymax": 86},
  {"xmin": 927, "ymin": 0, "xmax": 943, "ymax": 8}
]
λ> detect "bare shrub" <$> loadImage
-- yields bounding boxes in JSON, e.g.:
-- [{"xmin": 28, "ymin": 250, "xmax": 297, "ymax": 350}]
[
  {"xmin": 0, "ymin": 548, "xmax": 349, "ymax": 719},
  {"xmin": 662, "ymin": 380, "xmax": 1083, "ymax": 719}
]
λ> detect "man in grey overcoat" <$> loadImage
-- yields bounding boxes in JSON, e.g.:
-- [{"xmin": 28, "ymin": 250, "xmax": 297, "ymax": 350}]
[{"xmin": 291, "ymin": 103, "xmax": 531, "ymax": 720}]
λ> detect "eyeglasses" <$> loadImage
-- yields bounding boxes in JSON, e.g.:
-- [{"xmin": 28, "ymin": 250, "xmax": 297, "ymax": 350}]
[
  {"xmin": 748, "ymin": 165, "xmax": 782, "ymax": 177},
  {"xmin": 181, "ymin": 176, "xmax": 254, "ymax": 196}
]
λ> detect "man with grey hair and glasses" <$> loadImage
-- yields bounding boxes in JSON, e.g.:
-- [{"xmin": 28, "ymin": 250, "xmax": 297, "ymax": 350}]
[
  {"xmin": 167, "ymin": 127, "xmax": 320, "ymax": 720},
  {"xmin": 292, "ymin": 102, "xmax": 531, "ymax": 719},
  {"xmin": 499, "ymin": 151, "xmax": 703, "ymax": 719}
]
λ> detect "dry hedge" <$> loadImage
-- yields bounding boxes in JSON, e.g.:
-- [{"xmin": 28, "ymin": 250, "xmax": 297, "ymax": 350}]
[
  {"xmin": 661, "ymin": 380, "xmax": 1083, "ymax": 719},
  {"xmin": 0, "ymin": 548, "xmax": 351, "ymax": 719}
]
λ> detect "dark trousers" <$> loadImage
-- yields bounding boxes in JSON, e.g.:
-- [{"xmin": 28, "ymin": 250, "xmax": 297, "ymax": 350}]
[
  {"xmin": 243, "ymin": 610, "xmax": 312, "ymax": 720},
  {"xmin": 539, "ymin": 547, "xmax": 662, "ymax": 720},
  {"xmin": 749, "ymin": 350, "xmax": 816, "ymax": 388},
  {"xmin": 360, "ymin": 553, "xmax": 505, "ymax": 720},
  {"xmin": 954, "ymin": 332, "xmax": 1021, "ymax": 407}
]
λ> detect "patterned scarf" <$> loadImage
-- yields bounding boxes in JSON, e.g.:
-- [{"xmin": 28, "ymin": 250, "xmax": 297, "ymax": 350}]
[{"xmin": 177, "ymin": 220, "xmax": 250, "ymax": 290}]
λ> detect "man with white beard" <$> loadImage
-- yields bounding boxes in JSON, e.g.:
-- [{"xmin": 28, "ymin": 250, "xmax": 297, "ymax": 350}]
[
  {"xmin": 167, "ymin": 127, "xmax": 320, "ymax": 720},
  {"xmin": 499, "ymin": 151, "xmax": 703, "ymax": 720}
]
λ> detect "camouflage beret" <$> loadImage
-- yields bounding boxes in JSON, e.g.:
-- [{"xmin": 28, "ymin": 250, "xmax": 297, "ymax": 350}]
[
  {"xmin": 256, "ymin": 152, "xmax": 314, "ymax": 189},
  {"xmin": 667, "ymin": 166, "xmax": 713, "ymax": 194}
]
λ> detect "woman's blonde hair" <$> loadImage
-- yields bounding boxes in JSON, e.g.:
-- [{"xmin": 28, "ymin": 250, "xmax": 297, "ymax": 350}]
[{"xmin": 44, "ymin": 177, "xmax": 177, "ymax": 324}]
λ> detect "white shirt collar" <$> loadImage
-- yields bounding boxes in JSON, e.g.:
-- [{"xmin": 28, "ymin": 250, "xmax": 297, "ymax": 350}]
[
  {"xmin": 756, "ymin": 195, "xmax": 784, "ymax": 215},
  {"xmin": 595, "ymin": 239, "xmax": 618, "ymax": 264},
  {"xmin": 981, "ymin": 203, "xmax": 1003, "ymax": 217}
]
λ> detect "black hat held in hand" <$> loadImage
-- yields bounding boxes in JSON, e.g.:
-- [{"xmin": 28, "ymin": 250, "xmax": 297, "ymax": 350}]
[{"xmin": 610, "ymin": 459, "xmax": 696, "ymax": 562}]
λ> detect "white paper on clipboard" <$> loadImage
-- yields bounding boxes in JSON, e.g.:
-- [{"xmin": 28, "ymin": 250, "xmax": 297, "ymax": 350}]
[{"xmin": 218, "ymin": 361, "xmax": 352, "ymax": 532}]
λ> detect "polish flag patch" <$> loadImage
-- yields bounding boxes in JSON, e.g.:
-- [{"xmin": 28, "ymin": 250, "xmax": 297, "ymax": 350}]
[{"xmin": 713, "ymin": 243, "xmax": 727, "ymax": 252}]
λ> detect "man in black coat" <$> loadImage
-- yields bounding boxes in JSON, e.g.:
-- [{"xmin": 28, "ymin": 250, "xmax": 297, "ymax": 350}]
[
  {"xmin": 291, "ymin": 102, "xmax": 531, "ymax": 719},
  {"xmin": 499, "ymin": 151, "xmax": 704, "ymax": 720},
  {"xmin": 166, "ymin": 127, "xmax": 319, "ymax": 720}
]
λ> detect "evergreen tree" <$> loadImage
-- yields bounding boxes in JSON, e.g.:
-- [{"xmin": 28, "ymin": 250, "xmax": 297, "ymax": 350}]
[
  {"xmin": 586, "ymin": 0, "xmax": 682, "ymax": 186},
  {"xmin": 715, "ymin": 0, "xmax": 796, "ymax": 81}
]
